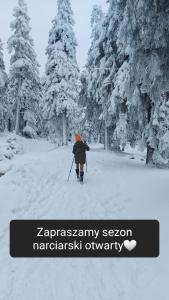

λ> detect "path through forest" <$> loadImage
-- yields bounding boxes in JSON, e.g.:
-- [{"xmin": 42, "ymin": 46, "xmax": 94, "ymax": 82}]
[{"xmin": 0, "ymin": 138, "xmax": 168, "ymax": 300}]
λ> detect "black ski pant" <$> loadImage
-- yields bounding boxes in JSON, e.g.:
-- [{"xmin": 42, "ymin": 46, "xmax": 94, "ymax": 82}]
[{"xmin": 76, "ymin": 163, "xmax": 84, "ymax": 172}]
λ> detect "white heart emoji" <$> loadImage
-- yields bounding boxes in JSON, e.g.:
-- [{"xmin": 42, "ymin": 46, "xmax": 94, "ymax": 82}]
[{"xmin": 124, "ymin": 240, "xmax": 137, "ymax": 251}]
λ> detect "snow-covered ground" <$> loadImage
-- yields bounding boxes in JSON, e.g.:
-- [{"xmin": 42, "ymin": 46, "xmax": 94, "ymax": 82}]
[{"xmin": 0, "ymin": 136, "xmax": 168, "ymax": 300}]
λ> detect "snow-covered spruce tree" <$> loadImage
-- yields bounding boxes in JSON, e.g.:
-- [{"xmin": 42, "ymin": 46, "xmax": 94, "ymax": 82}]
[
  {"xmin": 120, "ymin": 0, "xmax": 169, "ymax": 166},
  {"xmin": 7, "ymin": 0, "xmax": 41, "ymax": 138},
  {"xmin": 80, "ymin": 5, "xmax": 105, "ymax": 143},
  {"xmin": 96, "ymin": 0, "xmax": 128, "ymax": 150},
  {"xmin": 0, "ymin": 39, "xmax": 8, "ymax": 132},
  {"xmin": 43, "ymin": 0, "xmax": 79, "ymax": 145}
]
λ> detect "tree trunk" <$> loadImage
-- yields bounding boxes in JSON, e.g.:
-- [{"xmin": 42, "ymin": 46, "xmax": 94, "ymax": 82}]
[
  {"xmin": 97, "ymin": 134, "xmax": 101, "ymax": 144},
  {"xmin": 15, "ymin": 99, "xmax": 20, "ymax": 135},
  {"xmin": 8, "ymin": 119, "xmax": 12, "ymax": 132},
  {"xmin": 62, "ymin": 111, "xmax": 67, "ymax": 145},
  {"xmin": 146, "ymin": 145, "xmax": 154, "ymax": 164},
  {"xmin": 15, "ymin": 78, "xmax": 21, "ymax": 135},
  {"xmin": 145, "ymin": 94, "xmax": 154, "ymax": 165},
  {"xmin": 104, "ymin": 123, "xmax": 111, "ymax": 150}
]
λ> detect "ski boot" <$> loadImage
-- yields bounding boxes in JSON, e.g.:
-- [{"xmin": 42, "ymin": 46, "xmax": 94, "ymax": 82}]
[
  {"xmin": 80, "ymin": 171, "xmax": 84, "ymax": 183},
  {"xmin": 76, "ymin": 169, "xmax": 79, "ymax": 180}
]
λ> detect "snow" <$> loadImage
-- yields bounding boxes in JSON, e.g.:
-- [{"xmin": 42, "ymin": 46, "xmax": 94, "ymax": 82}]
[
  {"xmin": 0, "ymin": 136, "xmax": 168, "ymax": 299},
  {"xmin": 0, "ymin": 133, "xmax": 23, "ymax": 163}
]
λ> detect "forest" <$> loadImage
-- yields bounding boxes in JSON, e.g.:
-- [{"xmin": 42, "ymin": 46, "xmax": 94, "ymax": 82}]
[{"xmin": 0, "ymin": 0, "xmax": 169, "ymax": 167}]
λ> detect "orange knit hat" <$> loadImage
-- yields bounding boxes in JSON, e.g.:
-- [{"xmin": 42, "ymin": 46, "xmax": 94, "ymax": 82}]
[{"xmin": 74, "ymin": 133, "xmax": 81, "ymax": 142}]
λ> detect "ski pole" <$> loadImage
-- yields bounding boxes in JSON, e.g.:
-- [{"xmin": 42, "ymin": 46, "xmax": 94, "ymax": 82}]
[{"xmin": 67, "ymin": 157, "xmax": 75, "ymax": 182}]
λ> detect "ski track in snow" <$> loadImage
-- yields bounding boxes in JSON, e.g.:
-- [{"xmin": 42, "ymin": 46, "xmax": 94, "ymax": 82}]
[{"xmin": 0, "ymin": 140, "xmax": 169, "ymax": 300}]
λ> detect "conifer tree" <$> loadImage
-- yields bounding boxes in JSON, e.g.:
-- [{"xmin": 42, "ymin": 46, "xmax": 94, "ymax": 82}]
[
  {"xmin": 8, "ymin": 0, "xmax": 41, "ymax": 137},
  {"xmin": 0, "ymin": 39, "xmax": 8, "ymax": 132},
  {"xmin": 44, "ymin": 0, "xmax": 79, "ymax": 145},
  {"xmin": 79, "ymin": 5, "xmax": 105, "ymax": 143},
  {"xmin": 120, "ymin": 0, "xmax": 169, "ymax": 165},
  {"xmin": 84, "ymin": 1, "xmax": 128, "ymax": 149},
  {"xmin": 98, "ymin": 0, "xmax": 128, "ymax": 150}
]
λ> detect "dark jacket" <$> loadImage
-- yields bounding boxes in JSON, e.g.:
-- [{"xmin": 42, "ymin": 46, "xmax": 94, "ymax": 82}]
[{"xmin": 73, "ymin": 141, "xmax": 90, "ymax": 164}]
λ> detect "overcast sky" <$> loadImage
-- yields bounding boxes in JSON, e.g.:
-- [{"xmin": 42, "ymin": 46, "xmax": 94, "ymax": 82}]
[{"xmin": 0, "ymin": 0, "xmax": 107, "ymax": 75}]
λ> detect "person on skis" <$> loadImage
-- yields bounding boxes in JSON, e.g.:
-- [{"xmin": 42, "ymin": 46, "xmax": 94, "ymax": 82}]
[{"xmin": 73, "ymin": 133, "xmax": 90, "ymax": 182}]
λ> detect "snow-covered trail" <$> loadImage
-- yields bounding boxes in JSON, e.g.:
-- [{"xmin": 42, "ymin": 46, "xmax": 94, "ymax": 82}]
[{"xmin": 0, "ymin": 140, "xmax": 169, "ymax": 300}]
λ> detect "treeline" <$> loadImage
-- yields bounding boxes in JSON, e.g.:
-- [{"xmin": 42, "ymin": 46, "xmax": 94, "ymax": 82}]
[
  {"xmin": 0, "ymin": 0, "xmax": 169, "ymax": 166},
  {"xmin": 80, "ymin": 0, "xmax": 169, "ymax": 166},
  {"xmin": 0, "ymin": 0, "xmax": 79, "ymax": 144}
]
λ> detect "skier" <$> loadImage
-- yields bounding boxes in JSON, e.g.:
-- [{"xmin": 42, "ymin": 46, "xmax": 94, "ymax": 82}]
[{"xmin": 73, "ymin": 133, "xmax": 90, "ymax": 182}]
